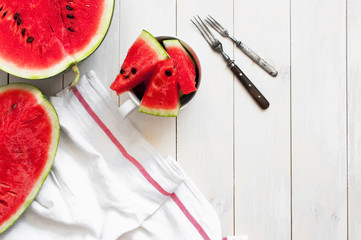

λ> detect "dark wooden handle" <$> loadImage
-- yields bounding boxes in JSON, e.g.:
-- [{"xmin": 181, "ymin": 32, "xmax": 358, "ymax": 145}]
[{"xmin": 231, "ymin": 64, "xmax": 270, "ymax": 109}]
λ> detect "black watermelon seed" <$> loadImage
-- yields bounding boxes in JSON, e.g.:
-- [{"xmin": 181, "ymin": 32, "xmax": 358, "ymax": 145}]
[
  {"xmin": 0, "ymin": 6, "xmax": 3, "ymax": 12},
  {"xmin": 3, "ymin": 11, "xmax": 7, "ymax": 17},
  {"xmin": 120, "ymin": 69, "xmax": 125, "ymax": 74},
  {"xmin": 0, "ymin": 200, "xmax": 8, "ymax": 206},
  {"xmin": 11, "ymin": 103, "xmax": 17, "ymax": 109},
  {"xmin": 14, "ymin": 13, "xmax": 19, "ymax": 20},
  {"xmin": 125, "ymin": 75, "xmax": 129, "ymax": 79},
  {"xmin": 6, "ymin": 190, "xmax": 17, "ymax": 196},
  {"xmin": 67, "ymin": 27, "xmax": 74, "ymax": 32},
  {"xmin": 26, "ymin": 36, "xmax": 34, "ymax": 43},
  {"xmin": 67, "ymin": 14, "xmax": 74, "ymax": 19},
  {"xmin": 16, "ymin": 18, "xmax": 21, "ymax": 25},
  {"xmin": 131, "ymin": 68, "xmax": 137, "ymax": 74},
  {"xmin": 165, "ymin": 70, "xmax": 172, "ymax": 76},
  {"xmin": 66, "ymin": 5, "xmax": 73, "ymax": 10},
  {"xmin": 21, "ymin": 28, "xmax": 25, "ymax": 36}
]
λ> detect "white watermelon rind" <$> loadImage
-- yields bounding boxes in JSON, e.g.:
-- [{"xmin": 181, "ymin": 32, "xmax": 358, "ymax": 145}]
[
  {"xmin": 140, "ymin": 30, "xmax": 169, "ymax": 61},
  {"xmin": 0, "ymin": 83, "xmax": 60, "ymax": 234},
  {"xmin": 163, "ymin": 39, "xmax": 196, "ymax": 67},
  {"xmin": 72, "ymin": 0, "xmax": 115, "ymax": 65},
  {"xmin": 139, "ymin": 104, "xmax": 180, "ymax": 117},
  {"xmin": 0, "ymin": 0, "xmax": 115, "ymax": 80}
]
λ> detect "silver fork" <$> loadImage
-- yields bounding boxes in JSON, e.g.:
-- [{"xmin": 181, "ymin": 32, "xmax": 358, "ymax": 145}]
[
  {"xmin": 205, "ymin": 15, "xmax": 278, "ymax": 77},
  {"xmin": 191, "ymin": 16, "xmax": 269, "ymax": 110}
]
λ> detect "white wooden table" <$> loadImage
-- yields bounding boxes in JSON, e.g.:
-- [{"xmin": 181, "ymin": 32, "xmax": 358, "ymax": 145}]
[{"xmin": 1, "ymin": 0, "xmax": 360, "ymax": 239}]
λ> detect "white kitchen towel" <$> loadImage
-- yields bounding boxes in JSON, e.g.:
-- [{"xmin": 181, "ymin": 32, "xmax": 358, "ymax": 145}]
[{"xmin": 0, "ymin": 71, "xmax": 223, "ymax": 240}]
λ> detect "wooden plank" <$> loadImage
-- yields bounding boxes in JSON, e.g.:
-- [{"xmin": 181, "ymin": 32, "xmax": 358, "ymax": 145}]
[
  {"xmin": 118, "ymin": 0, "xmax": 176, "ymax": 158},
  {"xmin": 176, "ymin": 2, "xmax": 234, "ymax": 235},
  {"xmin": 0, "ymin": 71, "xmax": 8, "ymax": 86},
  {"xmin": 64, "ymin": 0, "xmax": 120, "ymax": 104},
  {"xmin": 9, "ymin": 75, "xmax": 63, "ymax": 97},
  {"xmin": 347, "ymin": 0, "xmax": 361, "ymax": 238},
  {"xmin": 291, "ymin": 0, "xmax": 347, "ymax": 239},
  {"xmin": 233, "ymin": 0, "xmax": 291, "ymax": 239}
]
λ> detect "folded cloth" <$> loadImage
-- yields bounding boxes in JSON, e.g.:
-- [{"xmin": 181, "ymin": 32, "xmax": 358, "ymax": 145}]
[{"xmin": 0, "ymin": 71, "xmax": 222, "ymax": 240}]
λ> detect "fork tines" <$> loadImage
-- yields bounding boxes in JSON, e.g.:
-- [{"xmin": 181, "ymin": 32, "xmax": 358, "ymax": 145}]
[
  {"xmin": 190, "ymin": 15, "xmax": 217, "ymax": 47},
  {"xmin": 205, "ymin": 15, "xmax": 227, "ymax": 36}
]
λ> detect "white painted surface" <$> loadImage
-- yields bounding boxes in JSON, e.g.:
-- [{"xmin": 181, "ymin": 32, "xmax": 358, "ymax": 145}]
[
  {"xmin": 348, "ymin": 0, "xmax": 361, "ymax": 239},
  {"xmin": 234, "ymin": 0, "xmax": 291, "ymax": 239},
  {"xmin": 177, "ymin": 0, "xmax": 234, "ymax": 235},
  {"xmin": 0, "ymin": 0, "xmax": 360, "ymax": 238},
  {"xmin": 291, "ymin": 0, "xmax": 347, "ymax": 240}
]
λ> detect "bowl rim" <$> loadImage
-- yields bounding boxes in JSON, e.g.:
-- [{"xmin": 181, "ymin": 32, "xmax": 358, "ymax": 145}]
[{"xmin": 128, "ymin": 35, "xmax": 202, "ymax": 111}]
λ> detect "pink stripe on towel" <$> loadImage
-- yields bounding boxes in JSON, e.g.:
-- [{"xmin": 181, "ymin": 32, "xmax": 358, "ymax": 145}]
[{"xmin": 73, "ymin": 86, "xmax": 211, "ymax": 240}]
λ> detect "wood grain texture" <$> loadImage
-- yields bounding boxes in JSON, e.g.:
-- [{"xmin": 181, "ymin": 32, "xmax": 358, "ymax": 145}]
[
  {"xmin": 347, "ymin": 0, "xmax": 361, "ymax": 238},
  {"xmin": 0, "ymin": 71, "xmax": 8, "ymax": 86},
  {"xmin": 118, "ymin": 0, "xmax": 177, "ymax": 158},
  {"xmin": 233, "ymin": 0, "xmax": 291, "ymax": 239},
  {"xmin": 9, "ymin": 75, "xmax": 63, "ymax": 97},
  {"xmin": 176, "ymin": 1, "xmax": 234, "ymax": 235},
  {"xmin": 2, "ymin": 0, "xmax": 360, "ymax": 238},
  {"xmin": 291, "ymin": 0, "xmax": 347, "ymax": 239}
]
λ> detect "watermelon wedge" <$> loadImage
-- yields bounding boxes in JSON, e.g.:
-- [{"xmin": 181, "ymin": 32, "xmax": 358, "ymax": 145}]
[
  {"xmin": 0, "ymin": 83, "xmax": 60, "ymax": 234},
  {"xmin": 0, "ymin": 0, "xmax": 114, "ymax": 88},
  {"xmin": 139, "ymin": 59, "xmax": 180, "ymax": 117},
  {"xmin": 163, "ymin": 39, "xmax": 197, "ymax": 94},
  {"xmin": 110, "ymin": 30, "xmax": 169, "ymax": 95}
]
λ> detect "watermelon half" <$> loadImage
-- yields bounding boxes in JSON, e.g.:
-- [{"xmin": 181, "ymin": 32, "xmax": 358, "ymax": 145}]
[
  {"xmin": 0, "ymin": 0, "xmax": 114, "ymax": 88},
  {"xmin": 139, "ymin": 59, "xmax": 180, "ymax": 117},
  {"xmin": 110, "ymin": 30, "xmax": 169, "ymax": 95},
  {"xmin": 163, "ymin": 39, "xmax": 197, "ymax": 94},
  {"xmin": 0, "ymin": 83, "xmax": 60, "ymax": 234}
]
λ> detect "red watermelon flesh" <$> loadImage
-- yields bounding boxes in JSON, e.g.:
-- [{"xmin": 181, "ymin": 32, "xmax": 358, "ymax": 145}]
[
  {"xmin": 163, "ymin": 39, "xmax": 197, "ymax": 94},
  {"xmin": 110, "ymin": 30, "xmax": 169, "ymax": 95},
  {"xmin": 139, "ymin": 59, "xmax": 180, "ymax": 117},
  {"xmin": 0, "ymin": 83, "xmax": 59, "ymax": 234},
  {"xmin": 0, "ymin": 0, "xmax": 114, "ymax": 79}
]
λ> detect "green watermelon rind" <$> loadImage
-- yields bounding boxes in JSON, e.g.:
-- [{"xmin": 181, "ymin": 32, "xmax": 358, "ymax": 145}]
[
  {"xmin": 163, "ymin": 39, "xmax": 196, "ymax": 67},
  {"xmin": 0, "ymin": 83, "xmax": 60, "ymax": 234},
  {"xmin": 0, "ymin": 0, "xmax": 115, "ymax": 80},
  {"xmin": 140, "ymin": 30, "xmax": 169, "ymax": 61},
  {"xmin": 139, "ymin": 104, "xmax": 180, "ymax": 117}
]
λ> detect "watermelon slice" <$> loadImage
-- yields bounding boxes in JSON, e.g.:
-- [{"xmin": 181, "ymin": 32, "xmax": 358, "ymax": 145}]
[
  {"xmin": 139, "ymin": 59, "xmax": 180, "ymax": 117},
  {"xmin": 0, "ymin": 83, "xmax": 60, "ymax": 234},
  {"xmin": 110, "ymin": 30, "xmax": 169, "ymax": 95},
  {"xmin": 163, "ymin": 39, "xmax": 197, "ymax": 94},
  {"xmin": 0, "ymin": 0, "xmax": 114, "ymax": 88}
]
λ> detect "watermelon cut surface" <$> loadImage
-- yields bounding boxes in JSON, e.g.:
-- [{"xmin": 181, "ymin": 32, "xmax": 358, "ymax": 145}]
[
  {"xmin": 163, "ymin": 39, "xmax": 197, "ymax": 94},
  {"xmin": 0, "ymin": 83, "xmax": 60, "ymax": 234},
  {"xmin": 110, "ymin": 30, "xmax": 169, "ymax": 95},
  {"xmin": 139, "ymin": 59, "xmax": 180, "ymax": 117},
  {"xmin": 0, "ymin": 0, "xmax": 114, "ymax": 79}
]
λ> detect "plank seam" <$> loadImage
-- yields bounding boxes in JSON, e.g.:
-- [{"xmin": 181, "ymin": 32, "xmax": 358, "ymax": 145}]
[
  {"xmin": 175, "ymin": 0, "xmax": 178, "ymax": 162},
  {"xmin": 232, "ymin": 0, "xmax": 236, "ymax": 236},
  {"xmin": 289, "ymin": 0, "xmax": 293, "ymax": 239},
  {"xmin": 346, "ymin": 0, "xmax": 349, "ymax": 239}
]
